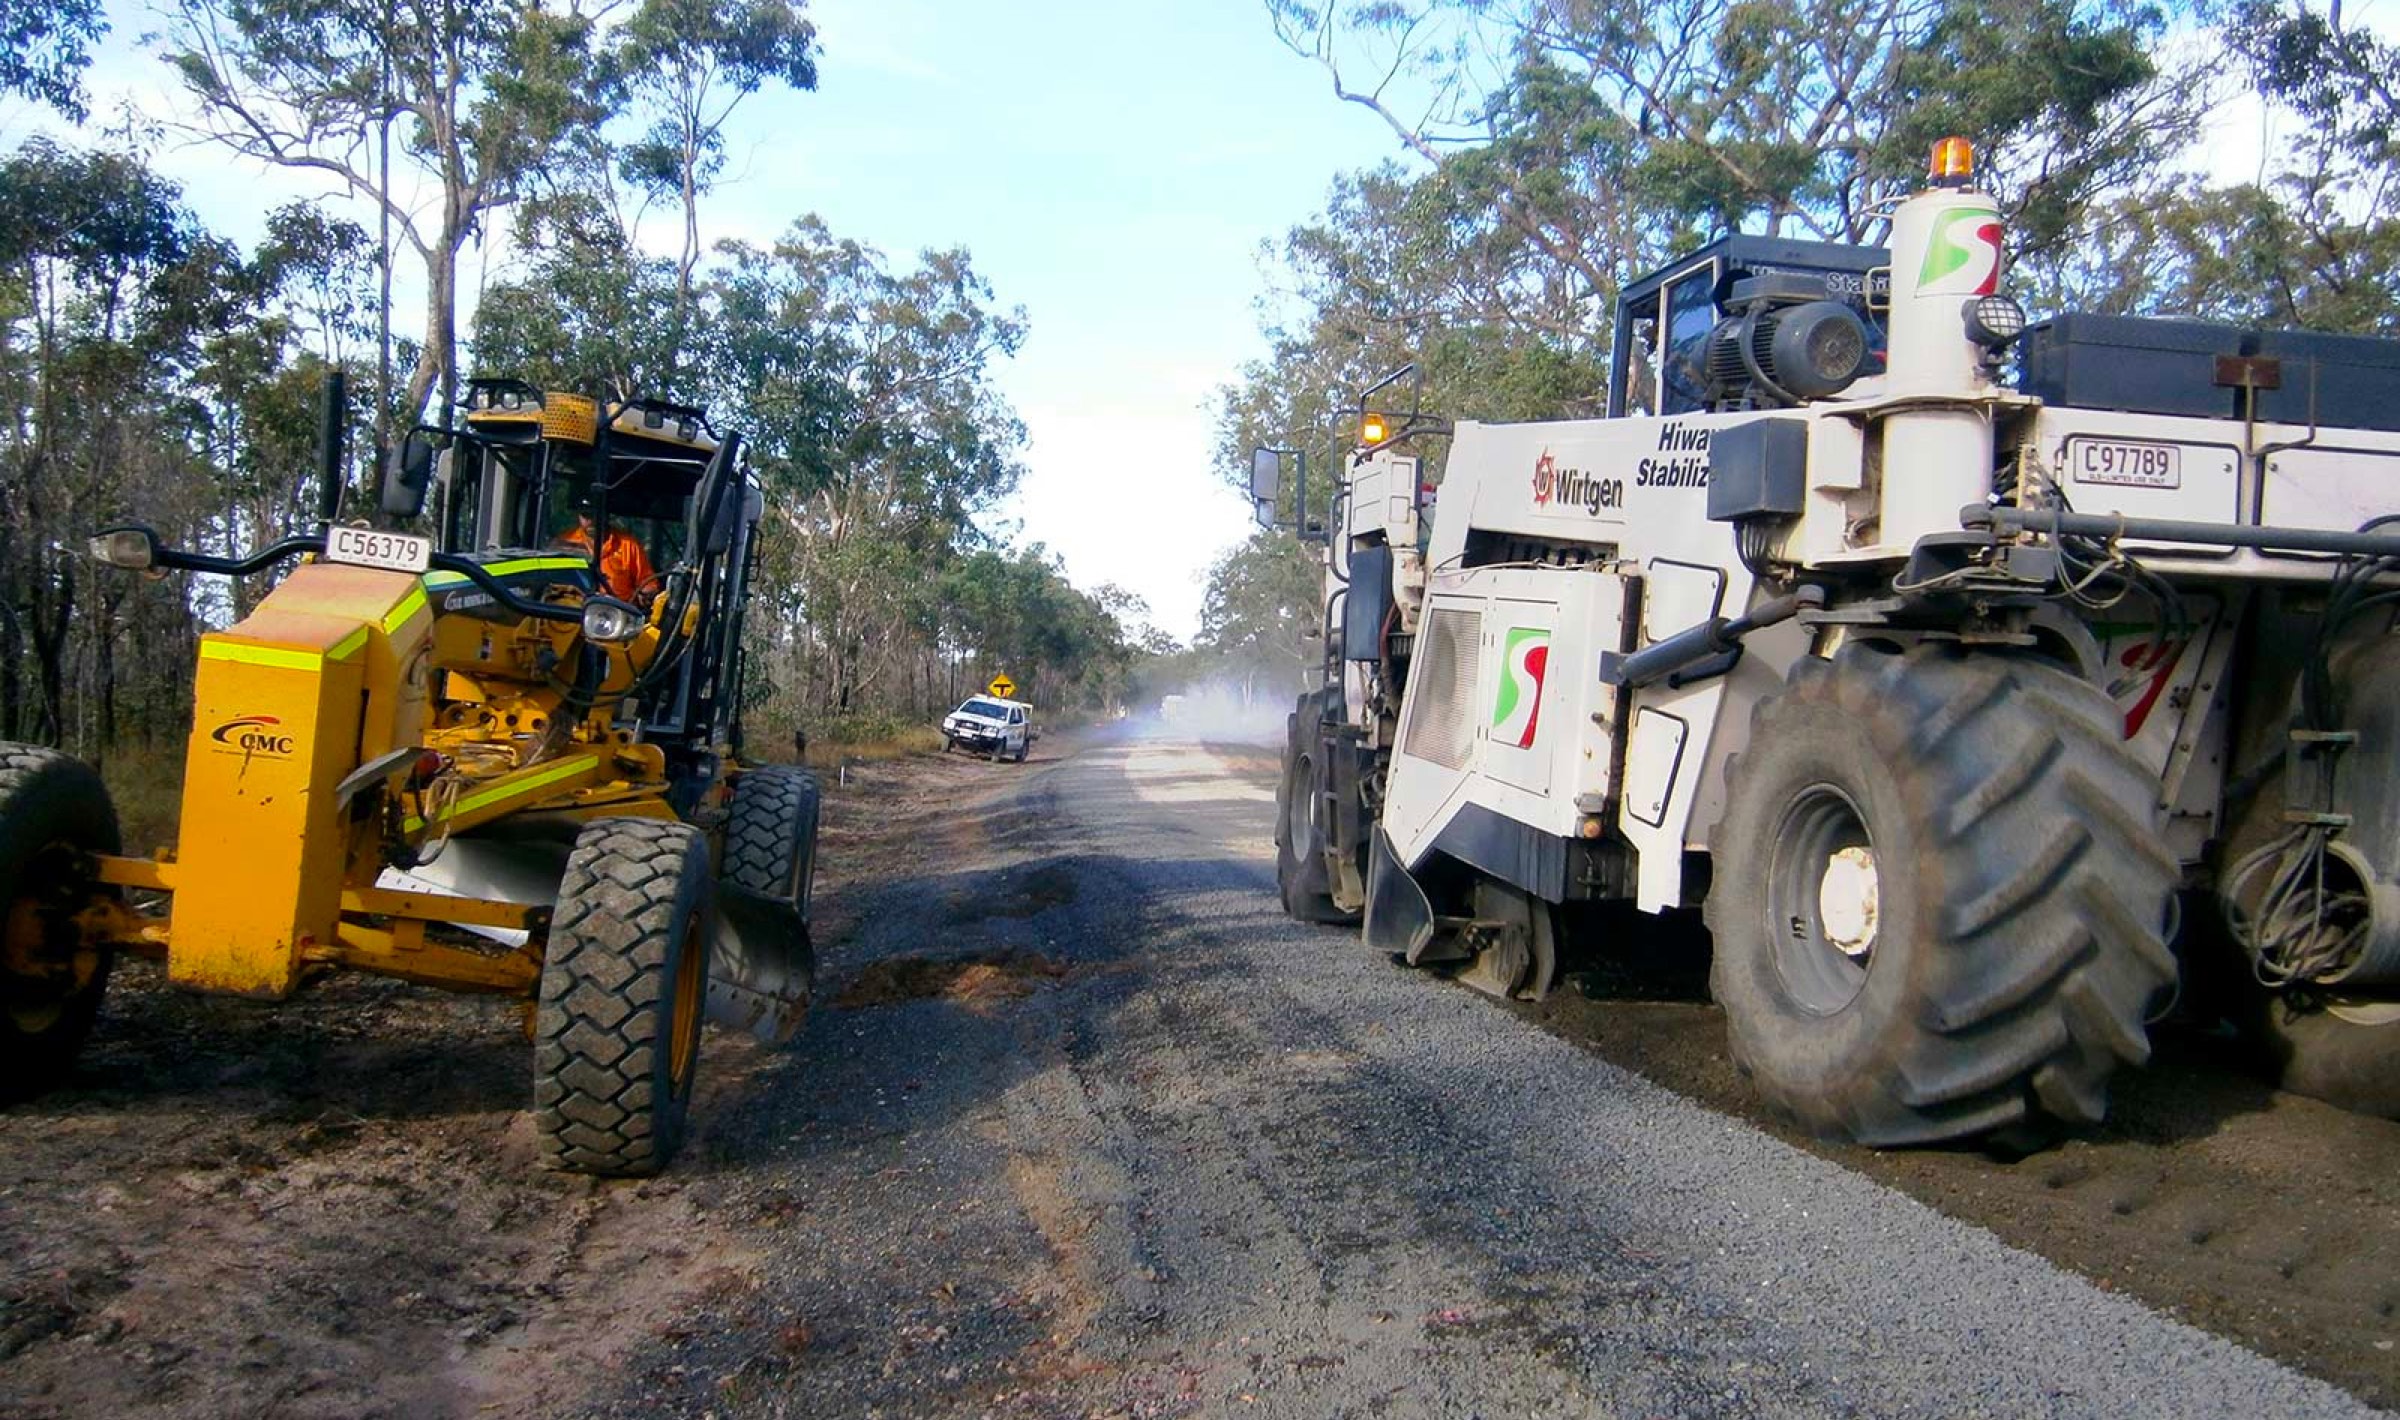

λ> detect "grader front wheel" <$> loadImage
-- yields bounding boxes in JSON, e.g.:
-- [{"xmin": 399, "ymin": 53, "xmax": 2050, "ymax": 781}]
[
  {"xmin": 533, "ymin": 819, "xmax": 715, "ymax": 1176},
  {"xmin": 726, "ymin": 765, "xmax": 821, "ymax": 921},
  {"xmin": 1706, "ymin": 644, "xmax": 2178, "ymax": 1146},
  {"xmin": 0, "ymin": 745, "xmax": 122, "ymax": 1101}
]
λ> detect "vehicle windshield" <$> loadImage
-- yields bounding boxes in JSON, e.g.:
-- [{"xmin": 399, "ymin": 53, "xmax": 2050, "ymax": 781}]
[{"xmin": 957, "ymin": 699, "xmax": 1009, "ymax": 719}]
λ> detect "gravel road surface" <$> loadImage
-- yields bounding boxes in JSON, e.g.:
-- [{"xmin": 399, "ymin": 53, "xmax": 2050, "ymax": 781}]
[
  {"xmin": 5, "ymin": 727, "xmax": 2388, "ymax": 1419},
  {"xmin": 612, "ymin": 730, "xmax": 2383, "ymax": 1419}
]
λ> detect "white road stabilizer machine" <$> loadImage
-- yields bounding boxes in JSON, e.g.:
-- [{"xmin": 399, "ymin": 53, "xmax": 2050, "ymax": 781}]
[{"xmin": 1261, "ymin": 138, "xmax": 2400, "ymax": 1146}]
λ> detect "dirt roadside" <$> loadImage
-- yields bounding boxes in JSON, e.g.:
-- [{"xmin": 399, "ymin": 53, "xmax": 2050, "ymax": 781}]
[
  {"xmin": 0, "ymin": 743, "xmax": 1032, "ymax": 1420},
  {"xmin": 1199, "ymin": 745, "xmax": 2400, "ymax": 1411}
]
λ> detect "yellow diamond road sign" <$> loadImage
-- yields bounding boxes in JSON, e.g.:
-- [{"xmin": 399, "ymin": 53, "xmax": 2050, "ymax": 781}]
[{"xmin": 988, "ymin": 674, "xmax": 1016, "ymax": 699}]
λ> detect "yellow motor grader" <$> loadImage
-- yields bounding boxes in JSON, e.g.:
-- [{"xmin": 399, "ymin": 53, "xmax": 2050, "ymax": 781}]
[{"xmin": 0, "ymin": 375, "xmax": 819, "ymax": 1176}]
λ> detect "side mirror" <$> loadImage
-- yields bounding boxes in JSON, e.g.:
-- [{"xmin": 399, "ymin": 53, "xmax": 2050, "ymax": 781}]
[
  {"xmin": 381, "ymin": 429, "xmax": 443, "ymax": 519},
  {"xmin": 89, "ymin": 525, "xmax": 163, "ymax": 571},
  {"xmin": 1250, "ymin": 447, "xmax": 1284, "ymax": 528}
]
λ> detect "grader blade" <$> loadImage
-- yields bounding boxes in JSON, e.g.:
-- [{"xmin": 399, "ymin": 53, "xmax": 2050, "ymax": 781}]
[{"xmin": 709, "ymin": 887, "xmax": 814, "ymax": 1044}]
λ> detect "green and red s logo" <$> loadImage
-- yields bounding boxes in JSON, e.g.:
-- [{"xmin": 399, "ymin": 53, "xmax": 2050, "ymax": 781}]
[
  {"xmin": 1491, "ymin": 628, "xmax": 1549, "ymax": 748},
  {"xmin": 1919, "ymin": 205, "xmax": 2003, "ymax": 296}
]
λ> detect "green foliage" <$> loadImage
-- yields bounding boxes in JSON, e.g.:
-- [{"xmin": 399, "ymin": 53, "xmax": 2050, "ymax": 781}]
[
  {"xmin": 164, "ymin": 0, "xmax": 617, "ymax": 422},
  {"xmin": 1192, "ymin": 530, "xmax": 1322, "ymax": 700},
  {"xmin": 0, "ymin": 138, "xmax": 388, "ymax": 751},
  {"xmin": 2237, "ymin": 0, "xmax": 2400, "ymax": 169},
  {"xmin": 0, "ymin": 0, "xmax": 104, "ymax": 120}
]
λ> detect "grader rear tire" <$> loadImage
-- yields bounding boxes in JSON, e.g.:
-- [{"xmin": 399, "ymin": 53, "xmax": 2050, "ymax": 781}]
[
  {"xmin": 1705, "ymin": 644, "xmax": 2178, "ymax": 1146},
  {"xmin": 534, "ymin": 819, "xmax": 714, "ymax": 1176},
  {"xmin": 0, "ymin": 745, "xmax": 121, "ymax": 1101},
  {"xmin": 726, "ymin": 765, "xmax": 821, "ymax": 922}
]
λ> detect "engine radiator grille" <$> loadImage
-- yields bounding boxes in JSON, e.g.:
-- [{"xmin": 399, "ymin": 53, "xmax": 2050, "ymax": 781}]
[{"xmin": 1403, "ymin": 605, "xmax": 1480, "ymax": 771}]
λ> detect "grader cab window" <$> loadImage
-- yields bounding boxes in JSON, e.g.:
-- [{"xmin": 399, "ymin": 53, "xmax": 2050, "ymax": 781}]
[
  {"xmin": 1660, "ymin": 265, "xmax": 1722, "ymax": 416},
  {"xmin": 438, "ymin": 440, "xmax": 543, "ymax": 553}
]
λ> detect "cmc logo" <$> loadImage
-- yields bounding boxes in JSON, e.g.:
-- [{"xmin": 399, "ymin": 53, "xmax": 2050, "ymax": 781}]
[{"xmin": 210, "ymin": 714, "xmax": 297, "ymax": 757}]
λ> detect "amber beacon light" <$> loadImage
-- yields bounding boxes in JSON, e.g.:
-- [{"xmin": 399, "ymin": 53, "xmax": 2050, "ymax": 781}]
[{"xmin": 1929, "ymin": 135, "xmax": 1975, "ymax": 185}]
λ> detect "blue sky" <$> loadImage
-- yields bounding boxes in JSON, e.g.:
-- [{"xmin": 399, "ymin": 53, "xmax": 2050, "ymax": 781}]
[
  {"xmin": 757, "ymin": 0, "xmax": 1404, "ymax": 640},
  {"xmin": 16, "ymin": 0, "xmax": 1408, "ymax": 642}
]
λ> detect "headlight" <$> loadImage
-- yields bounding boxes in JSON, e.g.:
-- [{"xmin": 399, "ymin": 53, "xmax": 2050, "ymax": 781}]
[
  {"xmin": 1964, "ymin": 294, "xmax": 2028, "ymax": 350},
  {"xmin": 89, "ymin": 526, "xmax": 160, "ymax": 571},
  {"xmin": 580, "ymin": 596, "xmax": 643, "ymax": 644}
]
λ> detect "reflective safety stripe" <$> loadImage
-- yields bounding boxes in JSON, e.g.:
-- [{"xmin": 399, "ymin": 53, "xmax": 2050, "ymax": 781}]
[
  {"xmin": 201, "ymin": 625, "xmax": 372, "ymax": 669},
  {"xmin": 380, "ymin": 585, "xmax": 429, "ymax": 633},
  {"xmin": 199, "ymin": 641, "xmax": 324, "ymax": 672},
  {"xmin": 402, "ymin": 754, "xmax": 601, "ymax": 833},
  {"xmin": 422, "ymin": 556, "xmax": 591, "ymax": 590}
]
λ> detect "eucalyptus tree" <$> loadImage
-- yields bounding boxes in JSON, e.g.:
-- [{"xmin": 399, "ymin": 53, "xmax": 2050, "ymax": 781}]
[
  {"xmin": 612, "ymin": 0, "xmax": 819, "ymax": 367},
  {"xmin": 162, "ymin": 0, "xmax": 616, "ymax": 431}
]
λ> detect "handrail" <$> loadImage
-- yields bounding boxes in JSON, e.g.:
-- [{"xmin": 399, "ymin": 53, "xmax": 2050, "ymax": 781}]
[{"xmin": 145, "ymin": 533, "xmax": 582, "ymax": 623}]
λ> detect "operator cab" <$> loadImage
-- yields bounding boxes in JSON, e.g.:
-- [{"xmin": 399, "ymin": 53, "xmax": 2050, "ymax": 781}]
[
  {"xmin": 1609, "ymin": 234, "xmax": 1891, "ymax": 418},
  {"xmin": 443, "ymin": 381, "xmax": 714, "ymax": 579},
  {"xmin": 436, "ymin": 380, "xmax": 762, "ymax": 764}
]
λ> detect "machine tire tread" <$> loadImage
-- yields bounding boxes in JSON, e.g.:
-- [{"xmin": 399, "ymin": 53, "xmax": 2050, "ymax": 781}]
[
  {"xmin": 725, "ymin": 765, "xmax": 820, "ymax": 918},
  {"xmin": 1277, "ymin": 690, "xmax": 1357, "ymax": 926},
  {"xmin": 1706, "ymin": 642, "xmax": 2174, "ymax": 1146},
  {"xmin": 534, "ymin": 819, "xmax": 712, "ymax": 1176},
  {"xmin": 0, "ymin": 744, "xmax": 121, "ymax": 1100}
]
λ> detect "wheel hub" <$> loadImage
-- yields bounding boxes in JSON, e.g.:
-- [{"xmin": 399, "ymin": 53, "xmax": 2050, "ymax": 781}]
[
  {"xmin": 668, "ymin": 918, "xmax": 704, "ymax": 1093},
  {"xmin": 1818, "ymin": 845, "xmax": 1880, "ymax": 959},
  {"xmin": 1766, "ymin": 783, "xmax": 1878, "ymax": 1015}
]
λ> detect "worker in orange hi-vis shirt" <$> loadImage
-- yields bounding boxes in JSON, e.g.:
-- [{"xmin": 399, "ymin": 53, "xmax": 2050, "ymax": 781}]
[{"xmin": 559, "ymin": 491, "xmax": 661, "ymax": 604}]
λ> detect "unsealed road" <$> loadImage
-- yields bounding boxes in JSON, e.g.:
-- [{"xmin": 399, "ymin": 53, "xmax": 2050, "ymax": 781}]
[
  {"xmin": 2, "ymin": 729, "xmax": 2390, "ymax": 1418},
  {"xmin": 632, "ymin": 731, "xmax": 2378, "ymax": 1419}
]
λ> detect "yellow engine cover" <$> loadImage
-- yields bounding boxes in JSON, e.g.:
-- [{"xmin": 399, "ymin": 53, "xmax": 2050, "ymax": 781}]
[{"xmin": 168, "ymin": 563, "xmax": 430, "ymax": 997}]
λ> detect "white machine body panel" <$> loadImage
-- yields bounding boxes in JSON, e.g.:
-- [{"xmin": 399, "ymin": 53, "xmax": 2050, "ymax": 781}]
[
  {"xmin": 1386, "ymin": 414, "xmax": 1821, "ymax": 910},
  {"xmin": 2028, "ymin": 407, "xmax": 2400, "ymax": 575},
  {"xmin": 1382, "ymin": 567, "xmax": 1628, "ymax": 871},
  {"xmin": 1371, "ymin": 342, "xmax": 2400, "ymax": 916}
]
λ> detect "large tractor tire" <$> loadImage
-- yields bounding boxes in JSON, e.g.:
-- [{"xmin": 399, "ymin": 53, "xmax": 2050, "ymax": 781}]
[
  {"xmin": 1276, "ymin": 690, "xmax": 1356, "ymax": 926},
  {"xmin": 534, "ymin": 819, "xmax": 715, "ymax": 1176},
  {"xmin": 0, "ymin": 746, "xmax": 121, "ymax": 1101},
  {"xmin": 1705, "ymin": 643, "xmax": 2178, "ymax": 1146},
  {"xmin": 726, "ymin": 765, "xmax": 821, "ymax": 922}
]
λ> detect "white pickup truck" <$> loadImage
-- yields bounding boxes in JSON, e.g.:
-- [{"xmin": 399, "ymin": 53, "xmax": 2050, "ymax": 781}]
[{"xmin": 940, "ymin": 696, "xmax": 1034, "ymax": 762}]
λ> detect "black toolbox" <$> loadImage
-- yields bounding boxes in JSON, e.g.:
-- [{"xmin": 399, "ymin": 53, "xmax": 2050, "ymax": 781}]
[
  {"xmin": 2018, "ymin": 312, "xmax": 2400, "ymax": 431},
  {"xmin": 2251, "ymin": 328, "xmax": 2400, "ymax": 431},
  {"xmin": 2017, "ymin": 313, "xmax": 2249, "ymax": 420}
]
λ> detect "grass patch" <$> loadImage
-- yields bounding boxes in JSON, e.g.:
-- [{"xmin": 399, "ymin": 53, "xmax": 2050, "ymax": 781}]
[
  {"xmin": 800, "ymin": 725, "xmax": 945, "ymax": 768},
  {"xmin": 98, "ymin": 744, "xmax": 186, "ymax": 853},
  {"xmin": 752, "ymin": 711, "xmax": 947, "ymax": 769}
]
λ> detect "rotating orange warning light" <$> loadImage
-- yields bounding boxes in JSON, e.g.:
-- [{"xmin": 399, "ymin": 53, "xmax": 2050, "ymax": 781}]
[{"xmin": 1929, "ymin": 136, "xmax": 1975, "ymax": 183}]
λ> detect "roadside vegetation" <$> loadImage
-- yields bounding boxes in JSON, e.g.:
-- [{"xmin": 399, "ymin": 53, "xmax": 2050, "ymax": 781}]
[{"xmin": 0, "ymin": 0, "xmax": 1141, "ymax": 795}]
